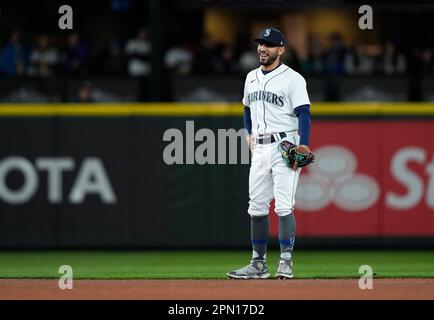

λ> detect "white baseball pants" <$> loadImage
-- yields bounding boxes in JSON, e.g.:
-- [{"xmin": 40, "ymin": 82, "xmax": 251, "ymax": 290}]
[{"xmin": 248, "ymin": 135, "xmax": 301, "ymax": 217}]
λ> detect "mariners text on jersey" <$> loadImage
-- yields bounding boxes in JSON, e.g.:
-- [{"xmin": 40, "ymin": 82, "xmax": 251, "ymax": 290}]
[
  {"xmin": 242, "ymin": 63, "xmax": 310, "ymax": 135},
  {"xmin": 246, "ymin": 90, "xmax": 285, "ymax": 107}
]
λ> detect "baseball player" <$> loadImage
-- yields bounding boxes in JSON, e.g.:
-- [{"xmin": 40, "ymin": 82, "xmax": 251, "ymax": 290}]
[{"xmin": 227, "ymin": 28, "xmax": 314, "ymax": 279}]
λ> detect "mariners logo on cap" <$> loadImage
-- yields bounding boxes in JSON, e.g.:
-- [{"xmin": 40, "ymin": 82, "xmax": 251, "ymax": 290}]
[{"xmin": 264, "ymin": 29, "xmax": 271, "ymax": 37}]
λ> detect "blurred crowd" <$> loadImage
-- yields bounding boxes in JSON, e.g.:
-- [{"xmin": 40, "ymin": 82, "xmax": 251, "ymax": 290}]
[
  {"xmin": 165, "ymin": 32, "xmax": 434, "ymax": 77},
  {"xmin": 0, "ymin": 28, "xmax": 152, "ymax": 78},
  {"xmin": 1, "ymin": 29, "xmax": 433, "ymax": 78}
]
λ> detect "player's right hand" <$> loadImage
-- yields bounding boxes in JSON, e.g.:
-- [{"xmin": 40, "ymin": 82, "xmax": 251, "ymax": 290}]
[{"xmin": 246, "ymin": 134, "xmax": 256, "ymax": 152}]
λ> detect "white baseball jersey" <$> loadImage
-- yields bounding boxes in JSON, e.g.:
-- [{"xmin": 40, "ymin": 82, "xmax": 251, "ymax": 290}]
[{"xmin": 242, "ymin": 63, "xmax": 310, "ymax": 136}]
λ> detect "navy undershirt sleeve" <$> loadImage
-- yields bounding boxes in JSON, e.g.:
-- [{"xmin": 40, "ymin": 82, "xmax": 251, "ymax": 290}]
[
  {"xmin": 243, "ymin": 106, "xmax": 252, "ymax": 134},
  {"xmin": 294, "ymin": 104, "xmax": 311, "ymax": 146}
]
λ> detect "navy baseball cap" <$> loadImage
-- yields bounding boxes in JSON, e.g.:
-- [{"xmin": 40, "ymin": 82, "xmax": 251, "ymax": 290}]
[{"xmin": 254, "ymin": 28, "xmax": 285, "ymax": 47}]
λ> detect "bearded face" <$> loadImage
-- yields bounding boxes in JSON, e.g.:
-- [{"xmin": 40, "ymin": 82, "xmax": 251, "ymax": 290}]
[{"xmin": 257, "ymin": 42, "xmax": 281, "ymax": 66}]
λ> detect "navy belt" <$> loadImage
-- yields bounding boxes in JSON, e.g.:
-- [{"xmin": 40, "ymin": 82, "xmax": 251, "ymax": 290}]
[{"xmin": 256, "ymin": 132, "xmax": 288, "ymax": 144}]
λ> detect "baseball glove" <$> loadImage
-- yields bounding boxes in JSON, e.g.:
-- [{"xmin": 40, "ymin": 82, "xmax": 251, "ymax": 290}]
[{"xmin": 278, "ymin": 140, "xmax": 315, "ymax": 170}]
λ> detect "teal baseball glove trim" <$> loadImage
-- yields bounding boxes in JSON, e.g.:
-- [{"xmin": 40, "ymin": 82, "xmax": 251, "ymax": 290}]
[{"xmin": 278, "ymin": 140, "xmax": 315, "ymax": 170}]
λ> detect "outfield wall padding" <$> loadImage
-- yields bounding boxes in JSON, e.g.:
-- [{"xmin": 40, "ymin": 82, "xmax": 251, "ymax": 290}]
[{"xmin": 0, "ymin": 103, "xmax": 433, "ymax": 248}]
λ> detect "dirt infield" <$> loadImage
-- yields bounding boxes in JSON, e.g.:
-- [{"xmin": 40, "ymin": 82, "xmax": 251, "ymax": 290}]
[{"xmin": 1, "ymin": 279, "xmax": 434, "ymax": 300}]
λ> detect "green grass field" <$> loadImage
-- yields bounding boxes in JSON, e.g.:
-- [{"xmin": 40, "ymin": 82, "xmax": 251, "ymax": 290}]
[{"xmin": 1, "ymin": 250, "xmax": 434, "ymax": 279}]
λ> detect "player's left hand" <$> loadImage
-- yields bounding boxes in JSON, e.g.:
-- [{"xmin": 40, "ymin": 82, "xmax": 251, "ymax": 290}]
[{"xmin": 278, "ymin": 141, "xmax": 316, "ymax": 170}]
